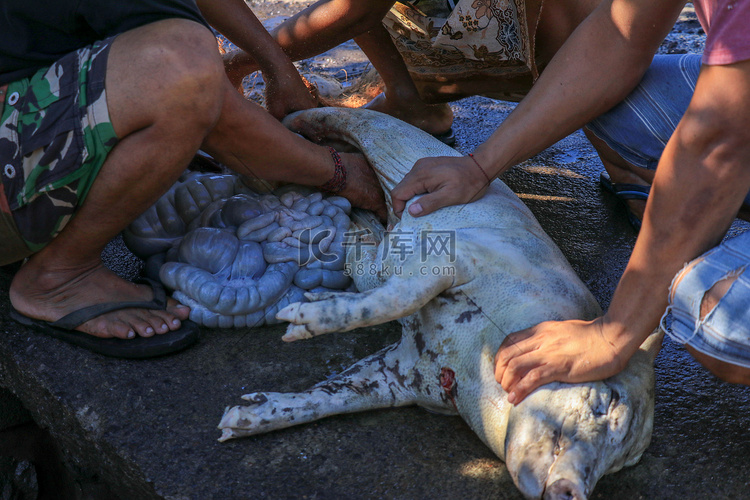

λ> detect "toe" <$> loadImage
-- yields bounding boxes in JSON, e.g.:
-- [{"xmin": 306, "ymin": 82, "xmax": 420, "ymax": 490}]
[
  {"xmin": 276, "ymin": 303, "xmax": 300, "ymax": 323},
  {"xmin": 282, "ymin": 324, "xmax": 314, "ymax": 342},
  {"xmin": 83, "ymin": 316, "xmax": 135, "ymax": 339},
  {"xmin": 125, "ymin": 312, "xmax": 164, "ymax": 337},
  {"xmin": 145, "ymin": 315, "xmax": 172, "ymax": 335},
  {"xmin": 166, "ymin": 299, "xmax": 191, "ymax": 320}
]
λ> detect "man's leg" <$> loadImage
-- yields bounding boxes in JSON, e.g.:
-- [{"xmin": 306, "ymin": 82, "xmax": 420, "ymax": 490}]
[
  {"xmin": 666, "ymin": 232, "xmax": 750, "ymax": 385},
  {"xmin": 585, "ymin": 53, "xmax": 750, "ymax": 226},
  {"xmin": 687, "ymin": 270, "xmax": 750, "ymax": 384},
  {"xmin": 222, "ymin": 0, "xmax": 453, "ymax": 134},
  {"xmin": 583, "ymin": 128, "xmax": 654, "ymax": 222},
  {"xmin": 584, "ymin": 54, "xmax": 699, "ymax": 225},
  {"xmin": 9, "ymin": 19, "xmax": 226, "ymax": 340},
  {"xmin": 277, "ymin": 0, "xmax": 452, "ymax": 135},
  {"xmin": 224, "ymin": 0, "xmax": 394, "ymax": 88},
  {"xmin": 11, "ymin": 17, "xmax": 385, "ymax": 341},
  {"xmin": 355, "ymin": 24, "xmax": 453, "ymax": 136}
]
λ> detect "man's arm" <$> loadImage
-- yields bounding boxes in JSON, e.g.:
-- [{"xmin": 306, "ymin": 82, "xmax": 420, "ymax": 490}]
[
  {"xmin": 197, "ymin": 0, "xmax": 316, "ymax": 118},
  {"xmin": 496, "ymin": 58, "xmax": 750, "ymax": 403},
  {"xmin": 391, "ymin": 0, "xmax": 687, "ymax": 217}
]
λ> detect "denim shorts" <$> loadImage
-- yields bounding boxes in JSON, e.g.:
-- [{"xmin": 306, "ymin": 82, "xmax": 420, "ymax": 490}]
[
  {"xmin": 586, "ymin": 53, "xmax": 750, "ymax": 206},
  {"xmin": 662, "ymin": 231, "xmax": 750, "ymax": 368},
  {"xmin": 0, "ymin": 36, "xmax": 119, "ymax": 254}
]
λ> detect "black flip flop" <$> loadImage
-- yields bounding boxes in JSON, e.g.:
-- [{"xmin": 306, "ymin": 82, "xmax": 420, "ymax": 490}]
[
  {"xmin": 9, "ymin": 279, "xmax": 200, "ymax": 359},
  {"xmin": 432, "ymin": 128, "xmax": 456, "ymax": 147},
  {"xmin": 599, "ymin": 171, "xmax": 650, "ymax": 232}
]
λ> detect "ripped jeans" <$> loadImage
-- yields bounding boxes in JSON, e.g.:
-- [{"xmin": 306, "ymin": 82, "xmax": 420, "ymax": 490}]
[{"xmin": 663, "ymin": 231, "xmax": 750, "ymax": 368}]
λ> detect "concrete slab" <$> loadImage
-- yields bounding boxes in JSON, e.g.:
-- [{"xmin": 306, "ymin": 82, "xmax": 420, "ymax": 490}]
[
  {"xmin": 3, "ymin": 119, "xmax": 750, "ymax": 498},
  {"xmin": 3, "ymin": 7, "xmax": 750, "ymax": 497}
]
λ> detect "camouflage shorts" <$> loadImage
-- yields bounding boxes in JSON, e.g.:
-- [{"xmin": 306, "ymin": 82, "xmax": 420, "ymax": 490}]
[{"xmin": 0, "ymin": 36, "xmax": 119, "ymax": 256}]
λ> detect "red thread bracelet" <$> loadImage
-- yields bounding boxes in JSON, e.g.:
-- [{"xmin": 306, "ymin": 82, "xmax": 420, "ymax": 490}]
[
  {"xmin": 467, "ymin": 153, "xmax": 491, "ymax": 185},
  {"xmin": 317, "ymin": 146, "xmax": 347, "ymax": 193}
]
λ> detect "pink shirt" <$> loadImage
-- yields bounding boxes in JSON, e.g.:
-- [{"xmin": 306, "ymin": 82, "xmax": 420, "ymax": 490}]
[{"xmin": 695, "ymin": 0, "xmax": 750, "ymax": 65}]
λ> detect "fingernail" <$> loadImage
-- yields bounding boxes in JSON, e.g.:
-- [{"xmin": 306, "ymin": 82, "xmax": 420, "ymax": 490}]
[
  {"xmin": 146, "ymin": 327, "xmax": 154, "ymax": 335},
  {"xmin": 127, "ymin": 330, "xmax": 135, "ymax": 339},
  {"xmin": 172, "ymin": 319, "xmax": 181, "ymax": 326},
  {"xmin": 161, "ymin": 323, "xmax": 169, "ymax": 331},
  {"xmin": 507, "ymin": 391, "xmax": 516, "ymax": 404},
  {"xmin": 408, "ymin": 203, "xmax": 422, "ymax": 215}
]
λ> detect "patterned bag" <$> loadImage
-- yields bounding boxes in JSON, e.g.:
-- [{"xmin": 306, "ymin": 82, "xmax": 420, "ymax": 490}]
[{"xmin": 383, "ymin": 0, "xmax": 536, "ymax": 101}]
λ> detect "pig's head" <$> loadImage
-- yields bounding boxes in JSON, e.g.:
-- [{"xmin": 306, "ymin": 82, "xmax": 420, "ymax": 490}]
[{"xmin": 503, "ymin": 332, "xmax": 661, "ymax": 499}]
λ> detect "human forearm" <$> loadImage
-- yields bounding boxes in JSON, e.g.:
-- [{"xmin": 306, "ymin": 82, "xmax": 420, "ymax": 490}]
[
  {"xmin": 604, "ymin": 60, "xmax": 750, "ymax": 356},
  {"xmin": 197, "ymin": 0, "xmax": 295, "ymax": 75},
  {"xmin": 198, "ymin": 0, "xmax": 317, "ymax": 117},
  {"xmin": 498, "ymin": 59, "xmax": 750, "ymax": 403},
  {"xmin": 392, "ymin": 0, "xmax": 685, "ymax": 218},
  {"xmin": 472, "ymin": 0, "xmax": 686, "ymax": 178},
  {"xmin": 272, "ymin": 0, "xmax": 392, "ymax": 63}
]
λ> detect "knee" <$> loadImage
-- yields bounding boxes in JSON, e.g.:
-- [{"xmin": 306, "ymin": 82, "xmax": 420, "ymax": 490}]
[
  {"xmin": 679, "ymin": 266, "xmax": 750, "ymax": 385},
  {"xmin": 155, "ymin": 21, "xmax": 224, "ymax": 106},
  {"xmin": 114, "ymin": 19, "xmax": 225, "ymax": 125}
]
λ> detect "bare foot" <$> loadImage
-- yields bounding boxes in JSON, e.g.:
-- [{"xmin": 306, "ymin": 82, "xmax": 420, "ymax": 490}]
[
  {"xmin": 9, "ymin": 258, "xmax": 190, "ymax": 340},
  {"xmin": 364, "ymin": 92, "xmax": 454, "ymax": 136},
  {"xmin": 338, "ymin": 152, "xmax": 387, "ymax": 222},
  {"xmin": 222, "ymin": 49, "xmax": 257, "ymax": 91}
]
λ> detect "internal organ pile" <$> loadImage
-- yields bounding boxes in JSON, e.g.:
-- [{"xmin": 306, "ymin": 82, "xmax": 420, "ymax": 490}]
[{"xmin": 123, "ymin": 173, "xmax": 353, "ymax": 328}]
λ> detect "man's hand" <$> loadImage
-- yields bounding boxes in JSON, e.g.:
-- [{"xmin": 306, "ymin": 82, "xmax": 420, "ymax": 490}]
[
  {"xmin": 197, "ymin": 0, "xmax": 318, "ymax": 119},
  {"xmin": 391, "ymin": 156, "xmax": 491, "ymax": 218},
  {"xmin": 263, "ymin": 68, "xmax": 318, "ymax": 120},
  {"xmin": 494, "ymin": 318, "xmax": 633, "ymax": 404},
  {"xmin": 337, "ymin": 152, "xmax": 388, "ymax": 222},
  {"xmin": 220, "ymin": 46, "xmax": 318, "ymax": 119},
  {"xmin": 221, "ymin": 48, "xmax": 254, "ymax": 89}
]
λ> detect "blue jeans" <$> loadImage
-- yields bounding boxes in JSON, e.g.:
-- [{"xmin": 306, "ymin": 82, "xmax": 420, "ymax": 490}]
[{"xmin": 663, "ymin": 232, "xmax": 750, "ymax": 368}]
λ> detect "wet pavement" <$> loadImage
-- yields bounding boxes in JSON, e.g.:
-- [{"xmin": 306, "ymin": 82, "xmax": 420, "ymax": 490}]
[{"xmin": 2, "ymin": 4, "xmax": 750, "ymax": 499}]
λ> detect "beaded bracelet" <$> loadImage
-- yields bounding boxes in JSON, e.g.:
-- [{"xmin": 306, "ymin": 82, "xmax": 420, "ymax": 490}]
[
  {"xmin": 467, "ymin": 153, "xmax": 491, "ymax": 185},
  {"xmin": 317, "ymin": 146, "xmax": 347, "ymax": 193}
]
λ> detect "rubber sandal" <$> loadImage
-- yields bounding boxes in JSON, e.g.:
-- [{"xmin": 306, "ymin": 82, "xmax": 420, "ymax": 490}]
[
  {"xmin": 9, "ymin": 279, "xmax": 200, "ymax": 359},
  {"xmin": 599, "ymin": 171, "xmax": 650, "ymax": 232}
]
